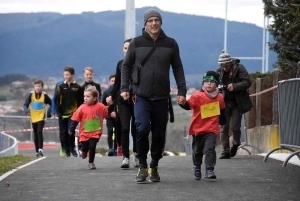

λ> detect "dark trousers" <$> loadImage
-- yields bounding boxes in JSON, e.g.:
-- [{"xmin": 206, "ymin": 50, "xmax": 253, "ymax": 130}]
[
  {"xmin": 192, "ymin": 133, "xmax": 217, "ymax": 171},
  {"xmin": 134, "ymin": 96, "xmax": 168, "ymax": 168},
  {"xmin": 81, "ymin": 138, "xmax": 98, "ymax": 163},
  {"xmin": 106, "ymin": 118, "xmax": 117, "ymax": 149},
  {"xmin": 119, "ymin": 100, "xmax": 137, "ymax": 158},
  {"xmin": 59, "ymin": 117, "xmax": 75, "ymax": 154},
  {"xmin": 221, "ymin": 102, "xmax": 242, "ymax": 152},
  {"xmin": 32, "ymin": 120, "xmax": 45, "ymax": 153},
  {"xmin": 58, "ymin": 117, "xmax": 64, "ymax": 149}
]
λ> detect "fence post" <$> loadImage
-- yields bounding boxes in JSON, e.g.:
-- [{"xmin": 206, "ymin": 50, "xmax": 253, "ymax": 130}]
[
  {"xmin": 256, "ymin": 78, "xmax": 261, "ymax": 127},
  {"xmin": 272, "ymin": 69, "xmax": 279, "ymax": 124},
  {"xmin": 297, "ymin": 61, "xmax": 300, "ymax": 78}
]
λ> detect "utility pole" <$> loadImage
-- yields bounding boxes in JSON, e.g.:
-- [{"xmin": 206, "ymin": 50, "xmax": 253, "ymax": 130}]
[{"xmin": 125, "ymin": 0, "xmax": 136, "ymax": 40}]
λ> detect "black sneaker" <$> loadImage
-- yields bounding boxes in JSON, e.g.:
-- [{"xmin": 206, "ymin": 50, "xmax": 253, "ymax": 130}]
[
  {"xmin": 205, "ymin": 170, "xmax": 216, "ymax": 179},
  {"xmin": 194, "ymin": 166, "xmax": 201, "ymax": 180},
  {"xmin": 219, "ymin": 152, "xmax": 231, "ymax": 159},
  {"xmin": 135, "ymin": 166, "xmax": 148, "ymax": 183},
  {"xmin": 108, "ymin": 148, "xmax": 114, "ymax": 156},
  {"xmin": 81, "ymin": 152, "xmax": 87, "ymax": 159},
  {"xmin": 66, "ymin": 152, "xmax": 71, "ymax": 157},
  {"xmin": 148, "ymin": 167, "xmax": 160, "ymax": 182},
  {"xmin": 71, "ymin": 150, "xmax": 78, "ymax": 157},
  {"xmin": 230, "ymin": 144, "xmax": 240, "ymax": 157}
]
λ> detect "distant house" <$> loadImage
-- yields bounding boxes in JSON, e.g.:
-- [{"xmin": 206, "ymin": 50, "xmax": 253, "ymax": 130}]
[{"xmin": 10, "ymin": 81, "xmax": 27, "ymax": 88}]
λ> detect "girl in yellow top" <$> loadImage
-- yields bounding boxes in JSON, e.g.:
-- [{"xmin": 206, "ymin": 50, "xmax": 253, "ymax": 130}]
[{"xmin": 23, "ymin": 80, "xmax": 52, "ymax": 157}]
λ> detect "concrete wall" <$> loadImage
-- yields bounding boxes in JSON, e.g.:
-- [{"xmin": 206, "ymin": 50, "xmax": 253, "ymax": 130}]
[{"xmin": 238, "ymin": 124, "xmax": 295, "ymax": 155}]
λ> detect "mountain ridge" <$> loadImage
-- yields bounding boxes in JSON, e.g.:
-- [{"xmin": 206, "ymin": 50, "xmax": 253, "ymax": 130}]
[{"xmin": 0, "ymin": 7, "xmax": 276, "ymax": 85}]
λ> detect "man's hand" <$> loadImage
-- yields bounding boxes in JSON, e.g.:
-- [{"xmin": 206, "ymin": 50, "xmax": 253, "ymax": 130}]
[
  {"xmin": 121, "ymin": 92, "xmax": 130, "ymax": 100},
  {"xmin": 227, "ymin": 83, "xmax": 234, "ymax": 91},
  {"xmin": 177, "ymin": 96, "xmax": 186, "ymax": 105},
  {"xmin": 106, "ymin": 96, "xmax": 113, "ymax": 106}
]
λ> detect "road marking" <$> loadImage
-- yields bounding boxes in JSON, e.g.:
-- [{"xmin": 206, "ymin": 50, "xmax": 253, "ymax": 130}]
[{"xmin": 0, "ymin": 157, "xmax": 46, "ymax": 181}]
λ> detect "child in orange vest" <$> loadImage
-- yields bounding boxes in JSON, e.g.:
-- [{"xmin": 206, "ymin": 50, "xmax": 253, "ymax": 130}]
[
  {"xmin": 179, "ymin": 71, "xmax": 225, "ymax": 180},
  {"xmin": 23, "ymin": 79, "xmax": 52, "ymax": 157},
  {"xmin": 69, "ymin": 86, "xmax": 110, "ymax": 169}
]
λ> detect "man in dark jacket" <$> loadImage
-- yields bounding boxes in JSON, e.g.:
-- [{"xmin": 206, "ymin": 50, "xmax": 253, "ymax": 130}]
[
  {"xmin": 120, "ymin": 9, "xmax": 187, "ymax": 183},
  {"xmin": 217, "ymin": 50, "xmax": 252, "ymax": 159}
]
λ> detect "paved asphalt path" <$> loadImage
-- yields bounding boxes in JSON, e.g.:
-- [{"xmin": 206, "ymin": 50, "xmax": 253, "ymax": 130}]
[{"xmin": 0, "ymin": 148, "xmax": 300, "ymax": 201}]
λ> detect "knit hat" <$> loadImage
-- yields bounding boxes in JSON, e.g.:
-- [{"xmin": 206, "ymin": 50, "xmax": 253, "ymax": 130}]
[
  {"xmin": 203, "ymin": 71, "xmax": 219, "ymax": 85},
  {"xmin": 218, "ymin": 50, "xmax": 233, "ymax": 66},
  {"xmin": 144, "ymin": 9, "xmax": 162, "ymax": 25}
]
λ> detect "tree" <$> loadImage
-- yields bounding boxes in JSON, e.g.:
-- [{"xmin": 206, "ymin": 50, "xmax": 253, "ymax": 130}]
[
  {"xmin": 263, "ymin": 0, "xmax": 300, "ymax": 70},
  {"xmin": 0, "ymin": 73, "xmax": 30, "ymax": 86}
]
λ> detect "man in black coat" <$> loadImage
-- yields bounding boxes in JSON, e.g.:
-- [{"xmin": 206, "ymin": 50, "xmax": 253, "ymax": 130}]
[
  {"xmin": 217, "ymin": 50, "xmax": 252, "ymax": 159},
  {"xmin": 120, "ymin": 9, "xmax": 187, "ymax": 182}
]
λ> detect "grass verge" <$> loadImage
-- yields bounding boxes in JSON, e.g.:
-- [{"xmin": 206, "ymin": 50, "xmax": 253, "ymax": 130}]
[{"xmin": 0, "ymin": 155, "xmax": 35, "ymax": 176}]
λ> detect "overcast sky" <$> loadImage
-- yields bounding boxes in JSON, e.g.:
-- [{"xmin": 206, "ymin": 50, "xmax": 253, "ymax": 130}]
[{"xmin": 0, "ymin": 0, "xmax": 266, "ymax": 27}]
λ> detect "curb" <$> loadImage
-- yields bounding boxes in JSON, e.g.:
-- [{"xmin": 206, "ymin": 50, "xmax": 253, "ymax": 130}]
[{"xmin": 0, "ymin": 157, "xmax": 46, "ymax": 182}]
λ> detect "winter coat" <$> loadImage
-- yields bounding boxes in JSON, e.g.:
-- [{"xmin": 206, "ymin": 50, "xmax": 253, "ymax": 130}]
[
  {"xmin": 218, "ymin": 58, "xmax": 252, "ymax": 114},
  {"xmin": 121, "ymin": 28, "xmax": 187, "ymax": 100}
]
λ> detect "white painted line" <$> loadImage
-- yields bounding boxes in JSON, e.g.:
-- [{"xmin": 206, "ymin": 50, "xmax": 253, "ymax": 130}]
[{"xmin": 0, "ymin": 157, "xmax": 46, "ymax": 181}]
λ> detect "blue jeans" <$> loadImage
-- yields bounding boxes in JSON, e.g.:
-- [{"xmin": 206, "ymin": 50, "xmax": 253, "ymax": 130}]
[{"xmin": 134, "ymin": 96, "xmax": 168, "ymax": 168}]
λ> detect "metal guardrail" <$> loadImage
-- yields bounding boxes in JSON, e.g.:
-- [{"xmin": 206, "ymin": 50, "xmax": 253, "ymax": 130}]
[
  {"xmin": 263, "ymin": 78, "xmax": 300, "ymax": 167},
  {"xmin": 0, "ymin": 132, "xmax": 18, "ymax": 157}
]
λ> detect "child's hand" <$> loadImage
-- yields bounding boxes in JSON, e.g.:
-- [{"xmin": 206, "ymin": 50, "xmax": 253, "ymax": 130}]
[
  {"xmin": 111, "ymin": 111, "xmax": 116, "ymax": 118},
  {"xmin": 68, "ymin": 131, "xmax": 73, "ymax": 135},
  {"xmin": 219, "ymin": 125, "xmax": 224, "ymax": 129},
  {"xmin": 106, "ymin": 96, "xmax": 113, "ymax": 106}
]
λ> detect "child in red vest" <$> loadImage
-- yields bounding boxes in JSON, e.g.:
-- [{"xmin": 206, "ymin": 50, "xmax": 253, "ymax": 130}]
[
  {"xmin": 179, "ymin": 71, "xmax": 226, "ymax": 180},
  {"xmin": 23, "ymin": 80, "xmax": 52, "ymax": 157},
  {"xmin": 69, "ymin": 86, "xmax": 110, "ymax": 169}
]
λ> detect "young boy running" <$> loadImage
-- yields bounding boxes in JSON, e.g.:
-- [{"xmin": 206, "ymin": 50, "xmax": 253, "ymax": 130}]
[
  {"xmin": 179, "ymin": 71, "xmax": 226, "ymax": 180},
  {"xmin": 55, "ymin": 66, "xmax": 83, "ymax": 157},
  {"xmin": 69, "ymin": 86, "xmax": 110, "ymax": 169},
  {"xmin": 23, "ymin": 79, "xmax": 52, "ymax": 157}
]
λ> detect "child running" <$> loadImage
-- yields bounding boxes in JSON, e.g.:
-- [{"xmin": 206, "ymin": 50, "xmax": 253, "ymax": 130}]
[
  {"xmin": 23, "ymin": 79, "xmax": 52, "ymax": 157},
  {"xmin": 179, "ymin": 71, "xmax": 226, "ymax": 180},
  {"xmin": 69, "ymin": 86, "xmax": 110, "ymax": 169}
]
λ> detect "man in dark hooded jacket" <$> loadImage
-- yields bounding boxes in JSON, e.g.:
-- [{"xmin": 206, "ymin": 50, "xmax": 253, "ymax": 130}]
[
  {"xmin": 217, "ymin": 50, "xmax": 252, "ymax": 159},
  {"xmin": 120, "ymin": 9, "xmax": 187, "ymax": 183}
]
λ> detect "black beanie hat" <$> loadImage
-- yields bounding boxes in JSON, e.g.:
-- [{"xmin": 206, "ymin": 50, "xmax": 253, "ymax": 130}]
[
  {"xmin": 203, "ymin": 71, "xmax": 219, "ymax": 85},
  {"xmin": 144, "ymin": 9, "xmax": 162, "ymax": 25}
]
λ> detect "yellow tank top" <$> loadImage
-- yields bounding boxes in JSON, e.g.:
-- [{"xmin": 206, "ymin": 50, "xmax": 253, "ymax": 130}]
[{"xmin": 29, "ymin": 92, "xmax": 45, "ymax": 123}]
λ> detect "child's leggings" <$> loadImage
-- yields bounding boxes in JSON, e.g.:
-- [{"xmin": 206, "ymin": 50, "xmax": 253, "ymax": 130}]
[
  {"xmin": 32, "ymin": 120, "xmax": 45, "ymax": 153},
  {"xmin": 81, "ymin": 138, "xmax": 98, "ymax": 163}
]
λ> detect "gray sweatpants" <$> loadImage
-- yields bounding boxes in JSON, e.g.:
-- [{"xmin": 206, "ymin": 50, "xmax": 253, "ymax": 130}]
[{"xmin": 192, "ymin": 133, "xmax": 217, "ymax": 171}]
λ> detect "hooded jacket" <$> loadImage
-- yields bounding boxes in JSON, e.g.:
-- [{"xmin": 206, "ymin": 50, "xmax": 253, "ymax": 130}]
[
  {"xmin": 218, "ymin": 58, "xmax": 252, "ymax": 113},
  {"xmin": 120, "ymin": 28, "xmax": 187, "ymax": 100}
]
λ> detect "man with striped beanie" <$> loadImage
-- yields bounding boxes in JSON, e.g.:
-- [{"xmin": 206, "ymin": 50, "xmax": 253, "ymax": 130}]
[{"xmin": 217, "ymin": 50, "xmax": 252, "ymax": 159}]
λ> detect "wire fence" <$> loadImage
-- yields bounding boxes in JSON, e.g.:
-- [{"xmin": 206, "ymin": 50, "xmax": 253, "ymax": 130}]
[
  {"xmin": 0, "ymin": 109, "xmax": 193, "ymax": 153},
  {"xmin": 246, "ymin": 67, "xmax": 299, "ymax": 129}
]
